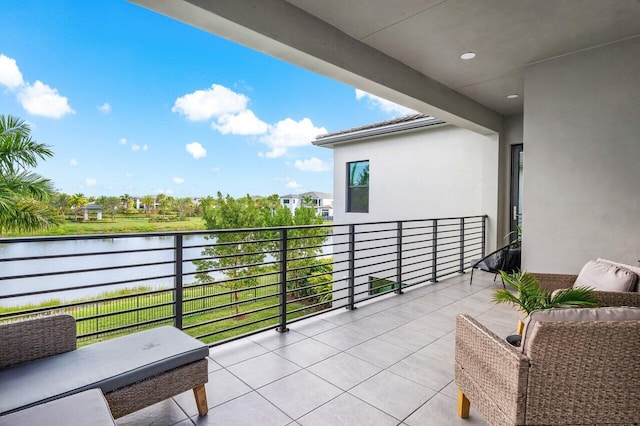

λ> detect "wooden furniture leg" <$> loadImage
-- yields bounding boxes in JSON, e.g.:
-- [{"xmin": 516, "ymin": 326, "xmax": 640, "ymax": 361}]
[
  {"xmin": 193, "ymin": 384, "xmax": 208, "ymax": 416},
  {"xmin": 458, "ymin": 389, "xmax": 470, "ymax": 418}
]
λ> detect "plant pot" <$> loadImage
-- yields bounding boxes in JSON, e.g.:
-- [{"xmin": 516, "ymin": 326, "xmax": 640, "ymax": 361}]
[{"xmin": 506, "ymin": 334, "xmax": 522, "ymax": 347}]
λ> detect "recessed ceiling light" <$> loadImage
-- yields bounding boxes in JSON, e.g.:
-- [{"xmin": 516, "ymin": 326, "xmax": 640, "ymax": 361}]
[
  {"xmin": 460, "ymin": 52, "xmax": 476, "ymax": 60},
  {"xmin": 507, "ymin": 94, "xmax": 520, "ymax": 99}
]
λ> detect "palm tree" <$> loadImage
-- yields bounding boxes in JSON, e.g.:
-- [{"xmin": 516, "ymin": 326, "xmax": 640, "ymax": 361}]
[
  {"xmin": 141, "ymin": 195, "xmax": 155, "ymax": 214},
  {"xmin": 69, "ymin": 193, "xmax": 88, "ymax": 221},
  {"xmin": 301, "ymin": 195, "xmax": 314, "ymax": 208},
  {"xmin": 120, "ymin": 193, "xmax": 133, "ymax": 211},
  {"xmin": 0, "ymin": 114, "xmax": 61, "ymax": 233}
]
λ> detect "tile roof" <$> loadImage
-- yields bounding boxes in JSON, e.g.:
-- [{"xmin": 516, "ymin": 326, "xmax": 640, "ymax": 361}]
[{"xmin": 316, "ymin": 113, "xmax": 431, "ymax": 139}]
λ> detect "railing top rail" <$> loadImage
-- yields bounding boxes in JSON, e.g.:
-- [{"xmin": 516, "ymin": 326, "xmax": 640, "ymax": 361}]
[{"xmin": 0, "ymin": 215, "xmax": 486, "ymax": 243}]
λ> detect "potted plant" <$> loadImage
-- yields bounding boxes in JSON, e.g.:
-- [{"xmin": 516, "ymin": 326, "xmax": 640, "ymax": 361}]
[{"xmin": 492, "ymin": 270, "xmax": 598, "ymax": 334}]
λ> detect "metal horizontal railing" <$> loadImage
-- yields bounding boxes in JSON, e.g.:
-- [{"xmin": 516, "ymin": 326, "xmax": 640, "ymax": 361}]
[{"xmin": 0, "ymin": 215, "xmax": 486, "ymax": 346}]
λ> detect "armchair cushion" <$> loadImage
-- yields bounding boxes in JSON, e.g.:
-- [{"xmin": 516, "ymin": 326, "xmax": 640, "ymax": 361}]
[
  {"xmin": 574, "ymin": 260, "xmax": 637, "ymax": 292},
  {"xmin": 597, "ymin": 258, "xmax": 640, "ymax": 288},
  {"xmin": 521, "ymin": 306, "xmax": 640, "ymax": 354}
]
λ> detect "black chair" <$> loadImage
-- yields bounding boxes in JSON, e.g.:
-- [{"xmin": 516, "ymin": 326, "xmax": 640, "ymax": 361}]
[{"xmin": 469, "ymin": 241, "xmax": 521, "ymax": 286}]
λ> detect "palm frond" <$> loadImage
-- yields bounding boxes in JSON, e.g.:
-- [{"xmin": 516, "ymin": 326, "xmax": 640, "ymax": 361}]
[
  {"xmin": 494, "ymin": 270, "xmax": 597, "ymax": 317},
  {"xmin": 549, "ymin": 286, "xmax": 598, "ymax": 308},
  {"xmin": 0, "ymin": 114, "xmax": 59, "ymax": 234},
  {"xmin": 0, "ymin": 195, "xmax": 62, "ymax": 233}
]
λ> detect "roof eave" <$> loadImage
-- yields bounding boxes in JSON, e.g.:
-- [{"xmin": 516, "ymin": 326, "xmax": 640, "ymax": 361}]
[{"xmin": 313, "ymin": 117, "xmax": 446, "ymax": 148}]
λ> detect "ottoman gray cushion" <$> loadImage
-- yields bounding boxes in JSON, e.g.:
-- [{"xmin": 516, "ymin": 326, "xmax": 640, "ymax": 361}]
[
  {"xmin": 0, "ymin": 389, "xmax": 115, "ymax": 426},
  {"xmin": 0, "ymin": 326, "xmax": 208, "ymax": 414}
]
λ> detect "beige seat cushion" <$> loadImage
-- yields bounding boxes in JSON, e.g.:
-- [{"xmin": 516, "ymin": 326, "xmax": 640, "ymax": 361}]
[
  {"xmin": 574, "ymin": 260, "xmax": 637, "ymax": 292},
  {"xmin": 521, "ymin": 306, "xmax": 640, "ymax": 354}
]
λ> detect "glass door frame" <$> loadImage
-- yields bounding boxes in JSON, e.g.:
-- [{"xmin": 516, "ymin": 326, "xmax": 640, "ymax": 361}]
[{"xmin": 509, "ymin": 143, "xmax": 523, "ymax": 240}]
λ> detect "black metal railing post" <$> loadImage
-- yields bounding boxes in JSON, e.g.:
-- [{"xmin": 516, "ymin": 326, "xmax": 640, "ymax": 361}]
[
  {"xmin": 277, "ymin": 228, "xmax": 289, "ymax": 332},
  {"xmin": 395, "ymin": 221, "xmax": 403, "ymax": 294},
  {"xmin": 431, "ymin": 219, "xmax": 438, "ymax": 282},
  {"xmin": 459, "ymin": 217, "xmax": 465, "ymax": 273},
  {"xmin": 481, "ymin": 215, "xmax": 487, "ymax": 258},
  {"xmin": 174, "ymin": 234, "xmax": 183, "ymax": 330},
  {"xmin": 347, "ymin": 224, "xmax": 356, "ymax": 310}
]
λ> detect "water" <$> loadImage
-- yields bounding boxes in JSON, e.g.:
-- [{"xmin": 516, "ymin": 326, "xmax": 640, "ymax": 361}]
[
  {"xmin": 0, "ymin": 234, "xmax": 333, "ymax": 308},
  {"xmin": 0, "ymin": 235, "xmax": 207, "ymax": 307}
]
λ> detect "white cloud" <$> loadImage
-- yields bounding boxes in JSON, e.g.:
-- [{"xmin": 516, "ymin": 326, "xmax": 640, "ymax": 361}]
[
  {"xmin": 186, "ymin": 141, "xmax": 206, "ymax": 159},
  {"xmin": 85, "ymin": 178, "xmax": 97, "ymax": 186},
  {"xmin": 172, "ymin": 84, "xmax": 248, "ymax": 121},
  {"xmin": 17, "ymin": 80, "xmax": 75, "ymax": 118},
  {"xmin": 212, "ymin": 109, "xmax": 269, "ymax": 135},
  {"xmin": 294, "ymin": 157, "xmax": 331, "ymax": 172},
  {"xmin": 0, "ymin": 54, "xmax": 24, "ymax": 90},
  {"xmin": 259, "ymin": 118, "xmax": 327, "ymax": 158},
  {"xmin": 119, "ymin": 138, "xmax": 127, "ymax": 145},
  {"xmin": 286, "ymin": 179, "xmax": 302, "ymax": 189},
  {"xmin": 125, "ymin": 172, "xmax": 132, "ymax": 179},
  {"xmin": 98, "ymin": 102, "xmax": 111, "ymax": 113},
  {"xmin": 275, "ymin": 176, "xmax": 303, "ymax": 190},
  {"xmin": 69, "ymin": 158, "xmax": 78, "ymax": 167},
  {"xmin": 156, "ymin": 188, "xmax": 173, "ymax": 195},
  {"xmin": 355, "ymin": 89, "xmax": 416, "ymax": 116},
  {"xmin": 130, "ymin": 143, "xmax": 147, "ymax": 152},
  {"xmin": 210, "ymin": 167, "xmax": 220, "ymax": 172},
  {"xmin": 173, "ymin": 177, "xmax": 184, "ymax": 184}
]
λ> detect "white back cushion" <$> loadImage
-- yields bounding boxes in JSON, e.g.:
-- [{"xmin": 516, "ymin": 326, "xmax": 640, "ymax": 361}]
[
  {"xmin": 574, "ymin": 260, "xmax": 637, "ymax": 292},
  {"xmin": 597, "ymin": 258, "xmax": 640, "ymax": 291}
]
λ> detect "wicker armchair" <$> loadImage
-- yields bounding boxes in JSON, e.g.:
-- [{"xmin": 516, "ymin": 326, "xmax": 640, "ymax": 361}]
[
  {"xmin": 531, "ymin": 272, "xmax": 640, "ymax": 307},
  {"xmin": 455, "ymin": 313, "xmax": 640, "ymax": 425}
]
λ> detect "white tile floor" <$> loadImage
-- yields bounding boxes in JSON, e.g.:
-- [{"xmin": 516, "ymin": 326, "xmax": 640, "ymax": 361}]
[{"xmin": 116, "ymin": 271, "xmax": 518, "ymax": 426}]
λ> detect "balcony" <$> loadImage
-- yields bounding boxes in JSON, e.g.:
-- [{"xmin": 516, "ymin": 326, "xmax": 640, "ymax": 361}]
[
  {"xmin": 0, "ymin": 216, "xmax": 516, "ymax": 424},
  {"xmin": 116, "ymin": 271, "xmax": 513, "ymax": 425}
]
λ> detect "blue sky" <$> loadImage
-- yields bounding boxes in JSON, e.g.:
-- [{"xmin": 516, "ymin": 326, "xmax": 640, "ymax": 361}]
[{"xmin": 0, "ymin": 1, "xmax": 414, "ymax": 198}]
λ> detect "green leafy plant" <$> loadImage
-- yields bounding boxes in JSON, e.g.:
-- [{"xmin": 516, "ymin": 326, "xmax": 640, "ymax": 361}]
[{"xmin": 492, "ymin": 270, "xmax": 597, "ymax": 318}]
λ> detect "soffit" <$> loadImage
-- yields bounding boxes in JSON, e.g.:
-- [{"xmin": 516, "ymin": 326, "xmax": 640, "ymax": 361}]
[{"xmin": 286, "ymin": 0, "xmax": 640, "ymax": 116}]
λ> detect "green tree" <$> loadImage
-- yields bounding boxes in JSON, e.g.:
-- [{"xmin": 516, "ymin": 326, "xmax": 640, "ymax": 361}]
[
  {"xmin": 96, "ymin": 196, "xmax": 121, "ymax": 221},
  {"xmin": 301, "ymin": 195, "xmax": 313, "ymax": 208},
  {"xmin": 175, "ymin": 197, "xmax": 195, "ymax": 219},
  {"xmin": 51, "ymin": 192, "xmax": 70, "ymax": 216},
  {"xmin": 120, "ymin": 194, "xmax": 134, "ymax": 212},
  {"xmin": 141, "ymin": 195, "xmax": 155, "ymax": 214},
  {"xmin": 69, "ymin": 193, "xmax": 88, "ymax": 221},
  {"xmin": 0, "ymin": 115, "xmax": 61, "ymax": 233},
  {"xmin": 194, "ymin": 193, "xmax": 268, "ymax": 314},
  {"xmin": 159, "ymin": 195, "xmax": 174, "ymax": 217},
  {"xmin": 267, "ymin": 204, "xmax": 331, "ymax": 302}
]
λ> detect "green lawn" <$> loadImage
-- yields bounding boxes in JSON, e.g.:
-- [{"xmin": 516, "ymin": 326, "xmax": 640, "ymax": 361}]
[
  {"xmin": 3, "ymin": 216, "xmax": 207, "ymax": 236},
  {"xmin": 2, "ymin": 278, "xmax": 330, "ymax": 346}
]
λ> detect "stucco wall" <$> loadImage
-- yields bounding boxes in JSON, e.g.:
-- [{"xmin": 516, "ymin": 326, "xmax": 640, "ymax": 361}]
[
  {"xmin": 523, "ymin": 37, "xmax": 640, "ymax": 272},
  {"xmin": 332, "ymin": 124, "xmax": 498, "ymax": 234},
  {"xmin": 326, "ymin": 123, "xmax": 499, "ymax": 303}
]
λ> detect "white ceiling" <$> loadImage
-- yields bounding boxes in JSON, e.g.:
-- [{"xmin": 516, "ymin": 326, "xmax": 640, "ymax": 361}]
[{"xmin": 286, "ymin": 0, "xmax": 640, "ymax": 116}]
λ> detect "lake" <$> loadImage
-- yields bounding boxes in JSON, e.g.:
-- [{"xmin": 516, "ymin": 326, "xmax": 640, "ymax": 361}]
[{"xmin": 0, "ymin": 233, "xmax": 333, "ymax": 307}]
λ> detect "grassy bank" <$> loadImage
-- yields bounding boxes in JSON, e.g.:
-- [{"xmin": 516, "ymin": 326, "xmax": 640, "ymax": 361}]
[
  {"xmin": 2, "ymin": 216, "xmax": 207, "ymax": 237},
  {"xmin": 1, "ymin": 279, "xmax": 330, "ymax": 346}
]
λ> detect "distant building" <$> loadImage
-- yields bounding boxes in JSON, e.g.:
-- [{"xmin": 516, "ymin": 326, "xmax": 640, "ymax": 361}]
[
  {"xmin": 279, "ymin": 191, "xmax": 334, "ymax": 219},
  {"xmin": 79, "ymin": 203, "xmax": 103, "ymax": 220}
]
